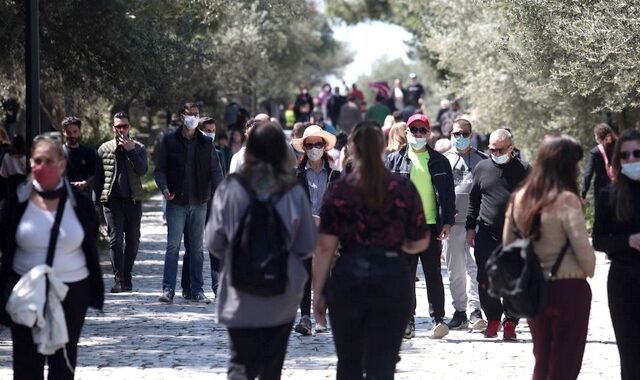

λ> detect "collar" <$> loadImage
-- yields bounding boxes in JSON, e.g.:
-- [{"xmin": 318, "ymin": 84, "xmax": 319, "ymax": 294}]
[
  {"xmin": 305, "ymin": 159, "xmax": 327, "ymax": 172},
  {"xmin": 18, "ymin": 177, "xmax": 77, "ymax": 207}
]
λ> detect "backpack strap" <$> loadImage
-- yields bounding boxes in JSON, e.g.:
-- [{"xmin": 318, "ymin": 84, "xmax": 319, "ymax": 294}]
[
  {"xmin": 549, "ymin": 239, "xmax": 570, "ymax": 277},
  {"xmin": 46, "ymin": 193, "xmax": 67, "ymax": 266}
]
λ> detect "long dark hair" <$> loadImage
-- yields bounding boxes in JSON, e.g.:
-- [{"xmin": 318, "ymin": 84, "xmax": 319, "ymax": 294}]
[
  {"xmin": 611, "ymin": 129, "xmax": 640, "ymax": 222},
  {"xmin": 241, "ymin": 122, "xmax": 296, "ymax": 192},
  {"xmin": 593, "ymin": 123, "xmax": 617, "ymax": 152},
  {"xmin": 515, "ymin": 135, "xmax": 583, "ymax": 239},
  {"xmin": 349, "ymin": 121, "xmax": 388, "ymax": 209}
]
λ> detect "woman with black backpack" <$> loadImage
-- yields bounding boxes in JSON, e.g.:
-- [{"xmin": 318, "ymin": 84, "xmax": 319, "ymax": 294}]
[
  {"xmin": 205, "ymin": 122, "xmax": 317, "ymax": 379},
  {"xmin": 593, "ymin": 128, "xmax": 640, "ymax": 380},
  {"xmin": 503, "ymin": 135, "xmax": 595, "ymax": 380}
]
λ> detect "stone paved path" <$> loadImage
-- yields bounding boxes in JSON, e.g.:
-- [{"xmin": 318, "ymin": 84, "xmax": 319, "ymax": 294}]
[{"xmin": 0, "ymin": 195, "xmax": 620, "ymax": 379}]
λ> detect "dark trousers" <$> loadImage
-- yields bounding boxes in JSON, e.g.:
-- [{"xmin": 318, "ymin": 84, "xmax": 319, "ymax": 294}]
[
  {"xmin": 327, "ymin": 248, "xmax": 412, "ymax": 380},
  {"xmin": 298, "ymin": 258, "xmax": 312, "ymax": 317},
  {"xmin": 529, "ymin": 279, "xmax": 591, "ymax": 380},
  {"xmin": 103, "ymin": 197, "xmax": 142, "ymax": 286},
  {"xmin": 227, "ymin": 322, "xmax": 293, "ymax": 380},
  {"xmin": 474, "ymin": 225, "xmax": 518, "ymax": 322},
  {"xmin": 11, "ymin": 276, "xmax": 91, "ymax": 380},
  {"xmin": 181, "ymin": 222, "xmax": 221, "ymax": 295},
  {"xmin": 407, "ymin": 225, "xmax": 445, "ymax": 321},
  {"xmin": 608, "ymin": 263, "xmax": 640, "ymax": 380}
]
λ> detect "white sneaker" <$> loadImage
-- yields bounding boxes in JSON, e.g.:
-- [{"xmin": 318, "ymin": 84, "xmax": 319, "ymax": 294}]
[
  {"xmin": 471, "ymin": 318, "xmax": 488, "ymax": 331},
  {"xmin": 315, "ymin": 322, "xmax": 328, "ymax": 333},
  {"xmin": 428, "ymin": 322, "xmax": 449, "ymax": 339}
]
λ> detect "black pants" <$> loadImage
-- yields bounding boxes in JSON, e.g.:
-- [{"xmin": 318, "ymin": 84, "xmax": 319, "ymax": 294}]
[
  {"xmin": 474, "ymin": 225, "xmax": 518, "ymax": 322},
  {"xmin": 327, "ymin": 248, "xmax": 412, "ymax": 380},
  {"xmin": 181, "ymin": 221, "xmax": 220, "ymax": 295},
  {"xmin": 608, "ymin": 262, "xmax": 640, "ymax": 380},
  {"xmin": 103, "ymin": 197, "xmax": 142, "ymax": 287},
  {"xmin": 10, "ymin": 276, "xmax": 91, "ymax": 380},
  {"xmin": 227, "ymin": 322, "xmax": 293, "ymax": 380},
  {"xmin": 298, "ymin": 258, "xmax": 312, "ymax": 317},
  {"xmin": 407, "ymin": 225, "xmax": 445, "ymax": 321}
]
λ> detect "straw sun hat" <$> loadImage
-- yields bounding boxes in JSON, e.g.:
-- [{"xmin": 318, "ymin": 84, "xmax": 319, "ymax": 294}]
[{"xmin": 292, "ymin": 125, "xmax": 337, "ymax": 153}]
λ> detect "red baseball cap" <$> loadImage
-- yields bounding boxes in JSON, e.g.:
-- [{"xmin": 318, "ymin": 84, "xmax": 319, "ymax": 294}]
[{"xmin": 407, "ymin": 114, "xmax": 430, "ymax": 129}]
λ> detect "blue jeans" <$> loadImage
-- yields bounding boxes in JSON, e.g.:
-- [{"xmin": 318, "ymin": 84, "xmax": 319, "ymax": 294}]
[{"xmin": 162, "ymin": 201, "xmax": 206, "ymax": 293}]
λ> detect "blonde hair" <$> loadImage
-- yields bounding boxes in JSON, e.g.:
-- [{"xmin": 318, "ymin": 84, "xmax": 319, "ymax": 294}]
[{"xmin": 386, "ymin": 122, "xmax": 407, "ymax": 152}]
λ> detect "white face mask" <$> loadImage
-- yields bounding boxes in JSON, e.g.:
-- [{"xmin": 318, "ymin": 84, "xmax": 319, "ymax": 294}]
[
  {"xmin": 184, "ymin": 115, "xmax": 199, "ymax": 130},
  {"xmin": 407, "ymin": 135, "xmax": 427, "ymax": 151},
  {"xmin": 621, "ymin": 161, "xmax": 640, "ymax": 181},
  {"xmin": 205, "ymin": 132, "xmax": 215, "ymax": 142},
  {"xmin": 306, "ymin": 147, "xmax": 324, "ymax": 162},
  {"xmin": 491, "ymin": 153, "xmax": 510, "ymax": 165}
]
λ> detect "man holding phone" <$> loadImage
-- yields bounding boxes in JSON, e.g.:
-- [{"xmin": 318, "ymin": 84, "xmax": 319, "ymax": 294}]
[{"xmin": 95, "ymin": 112, "xmax": 148, "ymax": 293}]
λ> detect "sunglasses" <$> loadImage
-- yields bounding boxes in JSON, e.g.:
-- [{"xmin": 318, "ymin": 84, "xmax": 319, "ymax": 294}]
[
  {"xmin": 620, "ymin": 149, "xmax": 640, "ymax": 160},
  {"xmin": 114, "ymin": 124, "xmax": 130, "ymax": 129},
  {"xmin": 304, "ymin": 141, "xmax": 325, "ymax": 150},
  {"xmin": 452, "ymin": 132, "xmax": 470, "ymax": 138},
  {"xmin": 489, "ymin": 147, "xmax": 510, "ymax": 155},
  {"xmin": 409, "ymin": 126, "xmax": 430, "ymax": 135}
]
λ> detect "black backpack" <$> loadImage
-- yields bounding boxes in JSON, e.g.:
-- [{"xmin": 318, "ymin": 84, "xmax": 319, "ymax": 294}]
[
  {"xmin": 486, "ymin": 207, "xmax": 569, "ymax": 319},
  {"xmin": 229, "ymin": 175, "xmax": 290, "ymax": 297}
]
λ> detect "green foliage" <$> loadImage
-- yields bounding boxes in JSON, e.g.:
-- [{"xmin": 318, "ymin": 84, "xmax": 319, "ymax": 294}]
[
  {"xmin": 326, "ymin": 0, "xmax": 640, "ymax": 153},
  {"xmin": 0, "ymin": 0, "xmax": 349, "ymax": 139}
]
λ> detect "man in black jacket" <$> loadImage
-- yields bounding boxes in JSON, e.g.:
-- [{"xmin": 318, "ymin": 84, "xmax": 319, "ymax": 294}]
[
  {"xmin": 385, "ymin": 114, "xmax": 456, "ymax": 340},
  {"xmin": 154, "ymin": 102, "xmax": 224, "ymax": 304},
  {"xmin": 465, "ymin": 128, "xmax": 530, "ymax": 341}
]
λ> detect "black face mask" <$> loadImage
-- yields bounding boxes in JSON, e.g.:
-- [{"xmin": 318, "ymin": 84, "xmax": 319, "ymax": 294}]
[{"xmin": 37, "ymin": 186, "xmax": 66, "ymax": 200}]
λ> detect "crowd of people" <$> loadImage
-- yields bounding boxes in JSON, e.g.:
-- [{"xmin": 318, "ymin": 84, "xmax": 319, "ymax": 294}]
[{"xmin": 0, "ymin": 80, "xmax": 638, "ymax": 379}]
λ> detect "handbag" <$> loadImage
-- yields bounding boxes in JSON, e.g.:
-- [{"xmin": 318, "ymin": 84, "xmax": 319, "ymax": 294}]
[
  {"xmin": 0, "ymin": 193, "xmax": 67, "ymax": 326},
  {"xmin": 485, "ymin": 206, "xmax": 569, "ymax": 319}
]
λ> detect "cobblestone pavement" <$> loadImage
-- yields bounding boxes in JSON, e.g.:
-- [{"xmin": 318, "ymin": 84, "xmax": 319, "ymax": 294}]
[{"xmin": 0, "ymin": 195, "xmax": 620, "ymax": 379}]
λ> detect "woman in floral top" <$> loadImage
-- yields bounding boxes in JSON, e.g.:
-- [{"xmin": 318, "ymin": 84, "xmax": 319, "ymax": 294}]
[{"xmin": 313, "ymin": 121, "xmax": 430, "ymax": 379}]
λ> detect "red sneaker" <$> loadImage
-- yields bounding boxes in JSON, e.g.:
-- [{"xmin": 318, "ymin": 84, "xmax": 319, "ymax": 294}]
[
  {"xmin": 483, "ymin": 320, "xmax": 500, "ymax": 338},
  {"xmin": 503, "ymin": 320, "xmax": 517, "ymax": 341}
]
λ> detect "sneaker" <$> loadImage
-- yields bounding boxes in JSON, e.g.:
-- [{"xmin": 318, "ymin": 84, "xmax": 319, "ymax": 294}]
[
  {"xmin": 315, "ymin": 322, "xmax": 328, "ymax": 333},
  {"xmin": 182, "ymin": 290, "xmax": 192, "ymax": 300},
  {"xmin": 483, "ymin": 320, "xmax": 501, "ymax": 338},
  {"xmin": 295, "ymin": 316, "xmax": 312, "ymax": 336},
  {"xmin": 469, "ymin": 309, "xmax": 487, "ymax": 331},
  {"xmin": 404, "ymin": 318, "xmax": 415, "ymax": 339},
  {"xmin": 503, "ymin": 320, "xmax": 517, "ymax": 341},
  {"xmin": 110, "ymin": 283, "xmax": 125, "ymax": 294},
  {"xmin": 192, "ymin": 292, "xmax": 212, "ymax": 304},
  {"xmin": 158, "ymin": 288, "xmax": 174, "ymax": 303},
  {"xmin": 446, "ymin": 311, "xmax": 469, "ymax": 330},
  {"xmin": 428, "ymin": 321, "xmax": 450, "ymax": 339}
]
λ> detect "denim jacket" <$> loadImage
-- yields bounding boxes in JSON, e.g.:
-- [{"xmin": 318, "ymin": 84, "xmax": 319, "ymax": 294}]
[{"xmin": 385, "ymin": 145, "xmax": 456, "ymax": 235}]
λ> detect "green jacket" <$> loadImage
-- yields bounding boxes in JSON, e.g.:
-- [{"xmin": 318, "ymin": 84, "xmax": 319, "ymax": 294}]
[{"xmin": 96, "ymin": 138, "xmax": 147, "ymax": 202}]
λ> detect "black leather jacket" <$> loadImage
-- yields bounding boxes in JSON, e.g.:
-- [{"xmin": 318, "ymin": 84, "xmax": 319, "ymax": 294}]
[{"xmin": 385, "ymin": 145, "xmax": 456, "ymax": 234}]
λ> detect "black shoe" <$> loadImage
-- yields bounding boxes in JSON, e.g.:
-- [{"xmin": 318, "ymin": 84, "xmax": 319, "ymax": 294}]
[
  {"xmin": 446, "ymin": 311, "xmax": 469, "ymax": 330},
  {"xmin": 158, "ymin": 288, "xmax": 174, "ymax": 303},
  {"xmin": 192, "ymin": 292, "xmax": 211, "ymax": 304},
  {"xmin": 294, "ymin": 316, "xmax": 312, "ymax": 336},
  {"xmin": 182, "ymin": 290, "xmax": 192, "ymax": 300},
  {"xmin": 404, "ymin": 317, "xmax": 415, "ymax": 339},
  {"xmin": 110, "ymin": 283, "xmax": 125, "ymax": 293}
]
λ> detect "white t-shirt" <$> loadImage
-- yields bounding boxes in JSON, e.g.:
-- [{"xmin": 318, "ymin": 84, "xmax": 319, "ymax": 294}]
[
  {"xmin": 229, "ymin": 146, "xmax": 246, "ymax": 174},
  {"xmin": 14, "ymin": 200, "xmax": 89, "ymax": 282},
  {"xmin": 0, "ymin": 153, "xmax": 26, "ymax": 178}
]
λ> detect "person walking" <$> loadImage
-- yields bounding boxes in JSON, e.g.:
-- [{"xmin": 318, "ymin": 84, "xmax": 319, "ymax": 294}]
[
  {"xmin": 593, "ymin": 128, "xmax": 640, "ymax": 380},
  {"xmin": 60, "ymin": 116, "xmax": 99, "ymax": 197},
  {"xmin": 95, "ymin": 112, "xmax": 148, "ymax": 293},
  {"xmin": 291, "ymin": 125, "xmax": 340, "ymax": 335},
  {"xmin": 442, "ymin": 118, "xmax": 487, "ymax": 330},
  {"xmin": 505, "ymin": 135, "xmax": 595, "ymax": 379},
  {"xmin": 465, "ymin": 128, "xmax": 530, "ymax": 340},
  {"xmin": 581, "ymin": 123, "xmax": 617, "ymax": 203},
  {"xmin": 154, "ymin": 103, "xmax": 223, "ymax": 303},
  {"xmin": 205, "ymin": 122, "xmax": 317, "ymax": 379},
  {"xmin": 385, "ymin": 114, "xmax": 455, "ymax": 340},
  {"xmin": 0, "ymin": 135, "xmax": 104, "ymax": 379},
  {"xmin": 313, "ymin": 121, "xmax": 430, "ymax": 379}
]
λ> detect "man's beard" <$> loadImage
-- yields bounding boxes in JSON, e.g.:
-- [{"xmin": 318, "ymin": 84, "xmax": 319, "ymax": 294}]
[{"xmin": 66, "ymin": 137, "xmax": 79, "ymax": 146}]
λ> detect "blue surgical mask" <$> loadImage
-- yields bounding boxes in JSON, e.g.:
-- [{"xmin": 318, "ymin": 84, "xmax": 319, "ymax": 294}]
[
  {"xmin": 621, "ymin": 161, "xmax": 640, "ymax": 181},
  {"xmin": 451, "ymin": 135, "xmax": 471, "ymax": 150},
  {"xmin": 407, "ymin": 135, "xmax": 427, "ymax": 151},
  {"xmin": 491, "ymin": 153, "xmax": 510, "ymax": 165}
]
